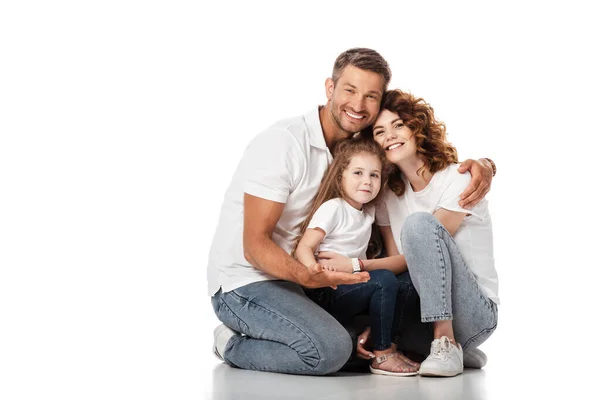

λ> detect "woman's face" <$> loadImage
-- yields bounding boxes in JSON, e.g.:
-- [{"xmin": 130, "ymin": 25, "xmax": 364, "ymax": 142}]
[{"xmin": 372, "ymin": 109, "xmax": 417, "ymax": 164}]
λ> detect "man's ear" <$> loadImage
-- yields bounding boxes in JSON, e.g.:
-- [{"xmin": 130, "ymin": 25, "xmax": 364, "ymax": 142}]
[{"xmin": 325, "ymin": 78, "xmax": 335, "ymax": 101}]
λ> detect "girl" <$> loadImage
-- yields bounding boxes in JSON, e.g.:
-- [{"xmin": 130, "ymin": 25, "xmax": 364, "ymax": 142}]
[
  {"xmin": 362, "ymin": 89, "xmax": 499, "ymax": 377},
  {"xmin": 295, "ymin": 138, "xmax": 420, "ymax": 377}
]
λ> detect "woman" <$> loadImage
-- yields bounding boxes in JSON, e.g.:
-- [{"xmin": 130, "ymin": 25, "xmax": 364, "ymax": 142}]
[{"xmin": 321, "ymin": 89, "xmax": 499, "ymax": 377}]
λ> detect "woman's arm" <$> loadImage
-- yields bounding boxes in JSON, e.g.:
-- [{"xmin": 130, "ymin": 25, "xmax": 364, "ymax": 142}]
[
  {"xmin": 433, "ymin": 208, "xmax": 468, "ymax": 236},
  {"xmin": 362, "ymin": 226, "xmax": 407, "ymax": 274},
  {"xmin": 318, "ymin": 208, "xmax": 469, "ymax": 276}
]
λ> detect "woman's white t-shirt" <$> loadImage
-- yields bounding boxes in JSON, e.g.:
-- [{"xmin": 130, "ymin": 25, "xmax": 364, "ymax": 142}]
[{"xmin": 376, "ymin": 164, "xmax": 499, "ymax": 304}]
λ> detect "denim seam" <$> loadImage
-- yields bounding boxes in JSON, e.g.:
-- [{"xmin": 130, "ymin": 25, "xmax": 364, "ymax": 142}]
[
  {"xmin": 228, "ymin": 290, "xmax": 322, "ymax": 373},
  {"xmin": 421, "ymin": 313, "xmax": 453, "ymax": 323},
  {"xmin": 436, "ymin": 224, "xmax": 452, "ymax": 319},
  {"xmin": 375, "ymin": 280, "xmax": 389, "ymax": 350},
  {"xmin": 463, "ymin": 323, "xmax": 497, "ymax": 349}
]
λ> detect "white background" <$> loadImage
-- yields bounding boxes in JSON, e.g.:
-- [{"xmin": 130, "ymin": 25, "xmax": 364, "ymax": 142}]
[{"xmin": 1, "ymin": 1, "xmax": 598, "ymax": 399}]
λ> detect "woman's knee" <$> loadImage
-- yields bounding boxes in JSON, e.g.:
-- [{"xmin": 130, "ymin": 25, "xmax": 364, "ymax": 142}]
[
  {"xmin": 401, "ymin": 212, "xmax": 441, "ymax": 252},
  {"xmin": 401, "ymin": 212, "xmax": 438, "ymax": 238}
]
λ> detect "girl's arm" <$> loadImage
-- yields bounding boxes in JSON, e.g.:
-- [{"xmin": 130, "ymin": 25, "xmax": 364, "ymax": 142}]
[
  {"xmin": 320, "ymin": 210, "xmax": 468, "ymax": 273},
  {"xmin": 295, "ymin": 228, "xmax": 326, "ymax": 268},
  {"xmin": 318, "ymin": 226, "xmax": 407, "ymax": 274}
]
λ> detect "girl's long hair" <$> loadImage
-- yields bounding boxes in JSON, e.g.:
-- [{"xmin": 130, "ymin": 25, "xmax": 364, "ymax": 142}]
[
  {"xmin": 292, "ymin": 138, "xmax": 387, "ymax": 256},
  {"xmin": 362, "ymin": 90, "xmax": 458, "ymax": 197}
]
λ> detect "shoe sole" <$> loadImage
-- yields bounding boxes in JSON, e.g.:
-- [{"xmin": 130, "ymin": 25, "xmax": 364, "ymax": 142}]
[
  {"xmin": 418, "ymin": 368, "xmax": 463, "ymax": 377},
  {"xmin": 213, "ymin": 324, "xmax": 237, "ymax": 362},
  {"xmin": 370, "ymin": 366, "xmax": 418, "ymax": 377},
  {"xmin": 212, "ymin": 346, "xmax": 224, "ymax": 361}
]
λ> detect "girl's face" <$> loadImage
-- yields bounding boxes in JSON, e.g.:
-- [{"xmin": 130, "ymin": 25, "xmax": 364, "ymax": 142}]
[
  {"xmin": 341, "ymin": 153, "xmax": 382, "ymax": 210},
  {"xmin": 372, "ymin": 109, "xmax": 417, "ymax": 165}
]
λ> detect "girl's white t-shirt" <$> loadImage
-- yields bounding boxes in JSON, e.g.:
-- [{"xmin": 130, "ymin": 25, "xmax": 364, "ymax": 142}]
[
  {"xmin": 308, "ymin": 198, "xmax": 375, "ymax": 260},
  {"xmin": 376, "ymin": 164, "xmax": 499, "ymax": 304}
]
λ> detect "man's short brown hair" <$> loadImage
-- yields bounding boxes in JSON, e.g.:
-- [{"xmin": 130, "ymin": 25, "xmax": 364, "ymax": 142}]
[{"xmin": 332, "ymin": 48, "xmax": 391, "ymax": 90}]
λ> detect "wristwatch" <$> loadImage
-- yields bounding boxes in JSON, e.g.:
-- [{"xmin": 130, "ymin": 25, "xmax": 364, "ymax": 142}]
[{"xmin": 351, "ymin": 258, "xmax": 361, "ymax": 274}]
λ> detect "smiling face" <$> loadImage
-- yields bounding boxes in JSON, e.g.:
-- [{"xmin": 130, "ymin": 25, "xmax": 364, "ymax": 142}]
[
  {"xmin": 372, "ymin": 109, "xmax": 417, "ymax": 165},
  {"xmin": 325, "ymin": 65, "xmax": 384, "ymax": 138},
  {"xmin": 341, "ymin": 152, "xmax": 382, "ymax": 210}
]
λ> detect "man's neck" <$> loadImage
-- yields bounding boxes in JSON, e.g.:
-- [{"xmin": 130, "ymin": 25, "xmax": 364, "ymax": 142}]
[{"xmin": 318, "ymin": 105, "xmax": 352, "ymax": 153}]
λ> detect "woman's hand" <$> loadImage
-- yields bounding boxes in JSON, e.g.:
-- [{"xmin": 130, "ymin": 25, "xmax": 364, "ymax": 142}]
[
  {"xmin": 317, "ymin": 251, "xmax": 354, "ymax": 273},
  {"xmin": 356, "ymin": 326, "xmax": 375, "ymax": 360},
  {"xmin": 457, "ymin": 158, "xmax": 494, "ymax": 209}
]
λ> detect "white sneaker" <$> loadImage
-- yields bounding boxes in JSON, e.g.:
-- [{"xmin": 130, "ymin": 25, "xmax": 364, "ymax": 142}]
[
  {"xmin": 463, "ymin": 347, "xmax": 487, "ymax": 369},
  {"xmin": 419, "ymin": 336, "xmax": 463, "ymax": 377},
  {"xmin": 213, "ymin": 324, "xmax": 239, "ymax": 361}
]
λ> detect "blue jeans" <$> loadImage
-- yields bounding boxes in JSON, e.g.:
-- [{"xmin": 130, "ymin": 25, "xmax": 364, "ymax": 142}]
[
  {"xmin": 392, "ymin": 271, "xmax": 433, "ymax": 357},
  {"xmin": 401, "ymin": 212, "xmax": 498, "ymax": 349},
  {"xmin": 304, "ymin": 269, "xmax": 399, "ymax": 351},
  {"xmin": 211, "ymin": 280, "xmax": 352, "ymax": 375}
]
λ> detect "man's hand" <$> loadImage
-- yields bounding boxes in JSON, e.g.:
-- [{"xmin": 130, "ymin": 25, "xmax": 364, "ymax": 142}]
[
  {"xmin": 457, "ymin": 159, "xmax": 494, "ymax": 209},
  {"xmin": 317, "ymin": 251, "xmax": 353, "ymax": 273},
  {"xmin": 302, "ymin": 263, "xmax": 369, "ymax": 289}
]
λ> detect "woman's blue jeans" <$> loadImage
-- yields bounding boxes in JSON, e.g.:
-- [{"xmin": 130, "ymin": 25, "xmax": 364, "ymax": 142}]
[{"xmin": 401, "ymin": 212, "xmax": 498, "ymax": 350}]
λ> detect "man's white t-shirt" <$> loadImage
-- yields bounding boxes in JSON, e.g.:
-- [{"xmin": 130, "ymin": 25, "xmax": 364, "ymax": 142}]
[
  {"xmin": 307, "ymin": 198, "xmax": 375, "ymax": 259},
  {"xmin": 376, "ymin": 164, "xmax": 499, "ymax": 304},
  {"xmin": 207, "ymin": 107, "xmax": 332, "ymax": 295}
]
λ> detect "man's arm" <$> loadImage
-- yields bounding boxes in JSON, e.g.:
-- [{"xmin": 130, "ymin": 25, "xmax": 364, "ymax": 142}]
[
  {"xmin": 457, "ymin": 158, "xmax": 496, "ymax": 209},
  {"xmin": 243, "ymin": 194, "xmax": 369, "ymax": 288}
]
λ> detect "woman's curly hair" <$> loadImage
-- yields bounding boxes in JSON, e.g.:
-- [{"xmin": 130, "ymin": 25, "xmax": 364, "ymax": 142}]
[{"xmin": 363, "ymin": 89, "xmax": 458, "ymax": 196}]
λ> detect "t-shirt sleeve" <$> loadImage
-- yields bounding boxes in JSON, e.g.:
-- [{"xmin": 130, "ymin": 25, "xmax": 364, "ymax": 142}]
[
  {"xmin": 307, "ymin": 200, "xmax": 340, "ymax": 236},
  {"xmin": 375, "ymin": 200, "xmax": 391, "ymax": 227},
  {"xmin": 437, "ymin": 170, "xmax": 485, "ymax": 220},
  {"xmin": 241, "ymin": 128, "xmax": 304, "ymax": 203}
]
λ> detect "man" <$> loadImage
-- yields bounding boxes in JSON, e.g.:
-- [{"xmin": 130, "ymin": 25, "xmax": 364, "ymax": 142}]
[{"xmin": 207, "ymin": 48, "xmax": 494, "ymax": 375}]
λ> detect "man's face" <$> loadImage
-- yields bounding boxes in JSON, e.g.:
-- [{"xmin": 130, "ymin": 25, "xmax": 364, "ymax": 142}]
[{"xmin": 325, "ymin": 65, "xmax": 384, "ymax": 137}]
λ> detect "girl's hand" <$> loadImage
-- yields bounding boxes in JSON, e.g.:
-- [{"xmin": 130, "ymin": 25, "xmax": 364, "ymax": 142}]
[
  {"xmin": 356, "ymin": 326, "xmax": 375, "ymax": 360},
  {"xmin": 317, "ymin": 251, "xmax": 354, "ymax": 273}
]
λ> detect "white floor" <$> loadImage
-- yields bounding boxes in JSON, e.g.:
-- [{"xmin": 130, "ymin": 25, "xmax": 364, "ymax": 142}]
[
  {"xmin": 209, "ymin": 364, "xmax": 490, "ymax": 400},
  {"xmin": 202, "ymin": 334, "xmax": 593, "ymax": 400}
]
